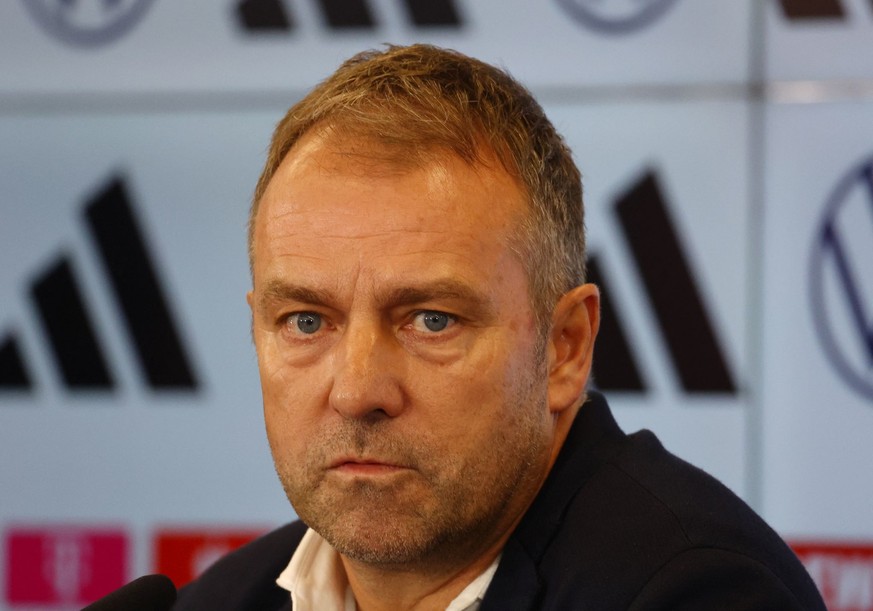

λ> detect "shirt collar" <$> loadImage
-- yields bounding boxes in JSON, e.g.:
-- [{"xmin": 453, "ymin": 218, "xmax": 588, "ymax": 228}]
[
  {"xmin": 276, "ymin": 528, "xmax": 500, "ymax": 611},
  {"xmin": 276, "ymin": 528, "xmax": 354, "ymax": 611},
  {"xmin": 446, "ymin": 555, "xmax": 500, "ymax": 611}
]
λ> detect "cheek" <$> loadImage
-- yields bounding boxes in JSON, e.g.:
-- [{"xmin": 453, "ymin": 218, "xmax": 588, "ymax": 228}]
[
  {"xmin": 435, "ymin": 333, "xmax": 540, "ymax": 404},
  {"xmin": 443, "ymin": 342, "xmax": 548, "ymax": 441},
  {"xmin": 412, "ymin": 356, "xmax": 517, "ymax": 440},
  {"xmin": 264, "ymin": 400, "xmax": 322, "ymax": 475},
  {"xmin": 259, "ymin": 360, "xmax": 327, "ymax": 461},
  {"xmin": 259, "ymin": 355, "xmax": 296, "ymax": 397},
  {"xmin": 257, "ymin": 333, "xmax": 328, "ymax": 405},
  {"xmin": 263, "ymin": 396, "xmax": 295, "ymax": 458},
  {"xmin": 254, "ymin": 333, "xmax": 284, "ymax": 386}
]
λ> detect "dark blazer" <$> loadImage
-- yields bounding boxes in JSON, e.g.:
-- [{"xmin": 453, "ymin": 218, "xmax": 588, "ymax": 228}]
[{"xmin": 174, "ymin": 393, "xmax": 826, "ymax": 610}]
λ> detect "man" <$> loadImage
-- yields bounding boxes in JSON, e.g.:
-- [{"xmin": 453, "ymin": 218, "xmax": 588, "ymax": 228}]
[{"xmin": 175, "ymin": 45, "xmax": 825, "ymax": 610}]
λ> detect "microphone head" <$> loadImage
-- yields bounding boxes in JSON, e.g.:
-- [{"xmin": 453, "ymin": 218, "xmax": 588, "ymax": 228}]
[{"xmin": 83, "ymin": 574, "xmax": 177, "ymax": 611}]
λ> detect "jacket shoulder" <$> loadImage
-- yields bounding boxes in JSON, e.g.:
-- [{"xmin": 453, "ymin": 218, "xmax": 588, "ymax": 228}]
[
  {"xmin": 628, "ymin": 546, "xmax": 825, "ymax": 610},
  {"xmin": 486, "ymin": 394, "xmax": 825, "ymax": 610},
  {"xmin": 172, "ymin": 521, "xmax": 307, "ymax": 611}
]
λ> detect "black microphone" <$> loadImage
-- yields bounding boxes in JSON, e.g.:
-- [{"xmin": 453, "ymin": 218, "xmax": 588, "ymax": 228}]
[{"xmin": 82, "ymin": 574, "xmax": 177, "ymax": 611}]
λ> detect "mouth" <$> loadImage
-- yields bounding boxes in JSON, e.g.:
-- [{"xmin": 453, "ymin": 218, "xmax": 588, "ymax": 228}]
[{"xmin": 328, "ymin": 456, "xmax": 411, "ymax": 476}]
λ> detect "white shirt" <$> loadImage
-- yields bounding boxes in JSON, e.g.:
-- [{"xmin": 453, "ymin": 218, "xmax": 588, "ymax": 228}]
[{"xmin": 276, "ymin": 528, "xmax": 500, "ymax": 611}]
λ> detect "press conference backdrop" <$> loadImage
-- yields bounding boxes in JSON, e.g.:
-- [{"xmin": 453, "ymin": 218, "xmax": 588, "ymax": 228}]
[{"xmin": 1, "ymin": 0, "xmax": 871, "ymax": 608}]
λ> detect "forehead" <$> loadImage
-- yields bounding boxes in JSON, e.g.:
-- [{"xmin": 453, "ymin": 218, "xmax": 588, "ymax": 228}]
[
  {"xmin": 252, "ymin": 131, "xmax": 529, "ymax": 284},
  {"xmin": 267, "ymin": 129, "xmax": 523, "ymax": 210}
]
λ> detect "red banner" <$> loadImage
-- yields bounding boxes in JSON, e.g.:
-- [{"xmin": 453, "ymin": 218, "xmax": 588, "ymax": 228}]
[
  {"xmin": 154, "ymin": 528, "xmax": 266, "ymax": 588},
  {"xmin": 792, "ymin": 541, "xmax": 873, "ymax": 611},
  {"xmin": 5, "ymin": 526, "xmax": 128, "ymax": 605}
]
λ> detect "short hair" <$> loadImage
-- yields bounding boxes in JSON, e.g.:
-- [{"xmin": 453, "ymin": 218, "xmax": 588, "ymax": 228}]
[{"xmin": 250, "ymin": 44, "xmax": 585, "ymax": 328}]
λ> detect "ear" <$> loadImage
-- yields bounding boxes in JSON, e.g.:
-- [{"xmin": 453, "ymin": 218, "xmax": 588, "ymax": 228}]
[
  {"xmin": 246, "ymin": 290, "xmax": 257, "ymax": 345},
  {"xmin": 547, "ymin": 283, "xmax": 600, "ymax": 414}
]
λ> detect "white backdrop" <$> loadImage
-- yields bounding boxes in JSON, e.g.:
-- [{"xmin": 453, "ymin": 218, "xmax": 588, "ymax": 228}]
[{"xmin": 1, "ymin": 0, "xmax": 872, "ymax": 608}]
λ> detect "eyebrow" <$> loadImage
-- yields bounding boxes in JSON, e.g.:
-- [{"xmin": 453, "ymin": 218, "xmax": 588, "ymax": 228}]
[
  {"xmin": 258, "ymin": 281, "xmax": 335, "ymax": 311},
  {"xmin": 257, "ymin": 278, "xmax": 494, "ymax": 317},
  {"xmin": 378, "ymin": 280, "xmax": 494, "ymax": 317}
]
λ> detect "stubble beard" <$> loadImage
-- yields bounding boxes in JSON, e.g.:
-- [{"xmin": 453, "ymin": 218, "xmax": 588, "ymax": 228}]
[{"xmin": 272, "ymin": 354, "xmax": 551, "ymax": 570}]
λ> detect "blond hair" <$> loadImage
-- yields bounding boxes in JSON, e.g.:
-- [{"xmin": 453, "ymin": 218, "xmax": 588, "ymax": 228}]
[{"xmin": 250, "ymin": 44, "xmax": 585, "ymax": 327}]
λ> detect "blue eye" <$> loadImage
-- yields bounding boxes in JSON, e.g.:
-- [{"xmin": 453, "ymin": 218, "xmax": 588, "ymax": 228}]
[
  {"xmin": 415, "ymin": 311, "xmax": 452, "ymax": 332},
  {"xmin": 289, "ymin": 312, "xmax": 322, "ymax": 334}
]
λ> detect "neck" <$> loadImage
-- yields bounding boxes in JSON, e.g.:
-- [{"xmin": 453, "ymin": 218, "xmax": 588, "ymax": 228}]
[{"xmin": 340, "ymin": 536, "xmax": 503, "ymax": 611}]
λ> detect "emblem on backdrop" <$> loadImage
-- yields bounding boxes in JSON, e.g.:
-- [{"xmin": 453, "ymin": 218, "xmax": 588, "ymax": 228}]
[
  {"xmin": 0, "ymin": 173, "xmax": 199, "ymax": 393},
  {"xmin": 810, "ymin": 153, "xmax": 873, "ymax": 400},
  {"xmin": 777, "ymin": 0, "xmax": 855, "ymax": 20},
  {"xmin": 589, "ymin": 169, "xmax": 737, "ymax": 395},
  {"xmin": 22, "ymin": 0, "xmax": 156, "ymax": 47},
  {"xmin": 556, "ymin": 0, "xmax": 679, "ymax": 34}
]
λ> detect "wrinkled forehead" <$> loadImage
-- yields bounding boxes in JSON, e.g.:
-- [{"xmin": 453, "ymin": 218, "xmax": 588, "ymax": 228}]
[
  {"xmin": 249, "ymin": 120, "xmax": 530, "ymax": 254},
  {"xmin": 252, "ymin": 126, "xmax": 536, "ymax": 289},
  {"xmin": 267, "ymin": 125, "xmax": 528, "ymax": 213},
  {"xmin": 255, "ymin": 128, "xmax": 529, "ymax": 254}
]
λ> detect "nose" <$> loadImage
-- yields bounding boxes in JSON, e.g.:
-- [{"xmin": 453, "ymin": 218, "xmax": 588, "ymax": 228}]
[{"xmin": 328, "ymin": 319, "xmax": 405, "ymax": 420}]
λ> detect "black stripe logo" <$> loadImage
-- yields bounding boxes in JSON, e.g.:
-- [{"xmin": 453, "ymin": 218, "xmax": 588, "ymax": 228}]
[
  {"xmin": 1, "ymin": 175, "xmax": 198, "ymax": 392},
  {"xmin": 777, "ymin": 0, "xmax": 871, "ymax": 20},
  {"xmin": 234, "ymin": 0, "xmax": 462, "ymax": 32},
  {"xmin": 590, "ymin": 170, "xmax": 737, "ymax": 395}
]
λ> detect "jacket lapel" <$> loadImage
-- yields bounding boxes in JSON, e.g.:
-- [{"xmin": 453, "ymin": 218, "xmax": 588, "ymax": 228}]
[{"xmin": 480, "ymin": 393, "xmax": 624, "ymax": 609}]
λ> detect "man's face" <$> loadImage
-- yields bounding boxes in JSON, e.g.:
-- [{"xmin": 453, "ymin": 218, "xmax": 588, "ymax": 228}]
[{"xmin": 249, "ymin": 131, "xmax": 559, "ymax": 569}]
